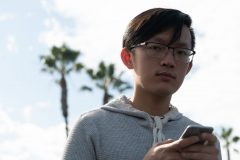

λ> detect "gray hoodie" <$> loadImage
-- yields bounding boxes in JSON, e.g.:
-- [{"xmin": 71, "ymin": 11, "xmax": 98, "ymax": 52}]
[{"xmin": 62, "ymin": 95, "xmax": 222, "ymax": 160}]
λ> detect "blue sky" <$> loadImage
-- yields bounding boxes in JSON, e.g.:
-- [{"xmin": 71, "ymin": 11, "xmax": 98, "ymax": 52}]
[{"xmin": 1, "ymin": 0, "xmax": 240, "ymax": 159}]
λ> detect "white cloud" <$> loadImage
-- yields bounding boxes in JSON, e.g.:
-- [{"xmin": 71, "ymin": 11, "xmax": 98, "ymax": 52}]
[
  {"xmin": 6, "ymin": 35, "xmax": 18, "ymax": 53},
  {"xmin": 40, "ymin": 0, "xmax": 53, "ymax": 14},
  {"xmin": 23, "ymin": 106, "xmax": 33, "ymax": 121},
  {"xmin": 0, "ymin": 13, "xmax": 14, "ymax": 22},
  {"xmin": 0, "ymin": 110, "xmax": 15, "ymax": 134},
  {"xmin": 22, "ymin": 102, "xmax": 50, "ymax": 120},
  {"xmin": 35, "ymin": 101, "xmax": 51, "ymax": 109},
  {"xmin": 21, "ymin": 101, "xmax": 53, "ymax": 122},
  {"xmin": 39, "ymin": 17, "xmax": 72, "ymax": 47},
  {"xmin": 0, "ymin": 109, "xmax": 66, "ymax": 160}
]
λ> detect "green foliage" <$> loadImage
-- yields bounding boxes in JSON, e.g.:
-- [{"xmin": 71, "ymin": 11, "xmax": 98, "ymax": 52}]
[
  {"xmin": 86, "ymin": 69, "xmax": 94, "ymax": 79},
  {"xmin": 81, "ymin": 86, "xmax": 92, "ymax": 91},
  {"xmin": 112, "ymin": 71, "xmax": 132, "ymax": 93},
  {"xmin": 40, "ymin": 43, "xmax": 84, "ymax": 76},
  {"xmin": 51, "ymin": 44, "xmax": 79, "ymax": 64},
  {"xmin": 220, "ymin": 127, "xmax": 239, "ymax": 147},
  {"xmin": 233, "ymin": 136, "xmax": 240, "ymax": 142},
  {"xmin": 221, "ymin": 128, "xmax": 233, "ymax": 140},
  {"xmin": 74, "ymin": 63, "xmax": 84, "ymax": 71},
  {"xmin": 219, "ymin": 127, "xmax": 240, "ymax": 160},
  {"xmin": 84, "ymin": 61, "xmax": 132, "ymax": 104}
]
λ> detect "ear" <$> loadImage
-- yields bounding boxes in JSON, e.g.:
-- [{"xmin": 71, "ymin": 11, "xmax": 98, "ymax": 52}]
[
  {"xmin": 121, "ymin": 48, "xmax": 134, "ymax": 69},
  {"xmin": 186, "ymin": 61, "xmax": 193, "ymax": 75}
]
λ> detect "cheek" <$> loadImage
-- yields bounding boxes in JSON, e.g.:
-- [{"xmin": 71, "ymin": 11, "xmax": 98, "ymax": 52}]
[
  {"xmin": 176, "ymin": 67, "xmax": 190, "ymax": 83},
  {"xmin": 133, "ymin": 58, "xmax": 154, "ymax": 83},
  {"xmin": 133, "ymin": 56, "xmax": 150, "ymax": 73}
]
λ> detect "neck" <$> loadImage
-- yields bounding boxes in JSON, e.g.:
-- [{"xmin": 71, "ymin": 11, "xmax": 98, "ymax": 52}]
[{"xmin": 130, "ymin": 89, "xmax": 172, "ymax": 116}]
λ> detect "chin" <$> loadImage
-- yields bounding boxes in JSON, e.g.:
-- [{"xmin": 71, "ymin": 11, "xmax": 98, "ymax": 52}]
[{"xmin": 149, "ymin": 88, "xmax": 177, "ymax": 97}]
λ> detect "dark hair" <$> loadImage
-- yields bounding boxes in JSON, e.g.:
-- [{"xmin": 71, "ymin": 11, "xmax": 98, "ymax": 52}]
[{"xmin": 123, "ymin": 8, "xmax": 195, "ymax": 50}]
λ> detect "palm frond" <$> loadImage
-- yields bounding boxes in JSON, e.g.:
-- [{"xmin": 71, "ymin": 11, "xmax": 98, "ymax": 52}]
[{"xmin": 80, "ymin": 86, "xmax": 93, "ymax": 92}]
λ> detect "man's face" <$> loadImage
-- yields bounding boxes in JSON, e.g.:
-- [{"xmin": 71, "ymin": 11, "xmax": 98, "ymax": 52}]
[{"xmin": 131, "ymin": 25, "xmax": 192, "ymax": 96}]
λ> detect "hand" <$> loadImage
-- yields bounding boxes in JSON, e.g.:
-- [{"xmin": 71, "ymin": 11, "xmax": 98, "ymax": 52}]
[
  {"xmin": 180, "ymin": 133, "xmax": 219, "ymax": 160},
  {"xmin": 143, "ymin": 136, "xmax": 200, "ymax": 160}
]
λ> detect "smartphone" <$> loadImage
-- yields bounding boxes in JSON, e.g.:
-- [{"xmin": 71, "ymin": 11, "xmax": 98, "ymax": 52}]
[{"xmin": 180, "ymin": 125, "xmax": 214, "ymax": 144}]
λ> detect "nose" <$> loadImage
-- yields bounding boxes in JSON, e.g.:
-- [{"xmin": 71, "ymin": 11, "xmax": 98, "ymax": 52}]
[{"xmin": 159, "ymin": 49, "xmax": 176, "ymax": 68}]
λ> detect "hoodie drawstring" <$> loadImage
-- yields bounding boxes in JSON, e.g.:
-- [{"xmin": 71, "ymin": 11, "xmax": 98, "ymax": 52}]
[
  {"xmin": 151, "ymin": 106, "xmax": 181, "ymax": 145},
  {"xmin": 152, "ymin": 116, "xmax": 165, "ymax": 144}
]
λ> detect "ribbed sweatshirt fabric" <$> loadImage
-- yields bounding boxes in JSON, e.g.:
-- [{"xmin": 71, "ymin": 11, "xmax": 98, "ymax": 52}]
[{"xmin": 62, "ymin": 95, "xmax": 222, "ymax": 160}]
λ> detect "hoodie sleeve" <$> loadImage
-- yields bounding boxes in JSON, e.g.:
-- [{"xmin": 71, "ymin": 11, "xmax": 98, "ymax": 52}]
[{"xmin": 62, "ymin": 115, "xmax": 97, "ymax": 160}]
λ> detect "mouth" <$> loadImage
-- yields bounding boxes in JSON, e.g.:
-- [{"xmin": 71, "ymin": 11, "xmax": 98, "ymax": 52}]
[{"xmin": 155, "ymin": 72, "xmax": 176, "ymax": 79}]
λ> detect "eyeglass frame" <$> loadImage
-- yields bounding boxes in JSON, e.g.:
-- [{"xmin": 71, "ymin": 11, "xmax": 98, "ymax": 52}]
[{"xmin": 130, "ymin": 41, "xmax": 196, "ymax": 63}]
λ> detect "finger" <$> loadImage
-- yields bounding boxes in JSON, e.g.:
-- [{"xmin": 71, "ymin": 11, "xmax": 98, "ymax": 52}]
[
  {"xmin": 162, "ymin": 139, "xmax": 175, "ymax": 144},
  {"xmin": 155, "ymin": 139, "xmax": 174, "ymax": 146},
  {"xmin": 201, "ymin": 133, "xmax": 217, "ymax": 145},
  {"xmin": 171, "ymin": 136, "xmax": 200, "ymax": 150},
  {"xmin": 182, "ymin": 144, "xmax": 218, "ymax": 154},
  {"xmin": 181, "ymin": 151, "xmax": 218, "ymax": 160}
]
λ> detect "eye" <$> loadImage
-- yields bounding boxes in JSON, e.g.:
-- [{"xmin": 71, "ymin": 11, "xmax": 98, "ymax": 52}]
[
  {"xmin": 175, "ymin": 48, "xmax": 190, "ymax": 56},
  {"xmin": 147, "ymin": 43, "xmax": 166, "ymax": 51}
]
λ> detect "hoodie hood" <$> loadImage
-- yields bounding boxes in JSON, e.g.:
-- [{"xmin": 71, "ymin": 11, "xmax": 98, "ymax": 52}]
[{"xmin": 102, "ymin": 95, "xmax": 183, "ymax": 145}]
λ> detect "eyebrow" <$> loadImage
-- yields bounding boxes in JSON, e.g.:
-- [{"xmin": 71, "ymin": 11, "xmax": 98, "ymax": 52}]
[
  {"xmin": 172, "ymin": 42, "xmax": 189, "ymax": 47},
  {"xmin": 150, "ymin": 37, "xmax": 189, "ymax": 47},
  {"xmin": 150, "ymin": 37, "xmax": 167, "ymax": 44}
]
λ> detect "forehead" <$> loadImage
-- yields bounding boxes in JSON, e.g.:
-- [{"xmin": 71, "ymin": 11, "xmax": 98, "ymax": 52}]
[{"xmin": 149, "ymin": 26, "xmax": 191, "ymax": 47}]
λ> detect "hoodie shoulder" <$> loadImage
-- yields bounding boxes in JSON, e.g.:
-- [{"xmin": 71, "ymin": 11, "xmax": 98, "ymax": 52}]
[
  {"xmin": 101, "ymin": 95, "xmax": 151, "ymax": 120},
  {"xmin": 73, "ymin": 95, "xmax": 137, "ymax": 125},
  {"xmin": 79, "ymin": 107, "xmax": 110, "ymax": 122}
]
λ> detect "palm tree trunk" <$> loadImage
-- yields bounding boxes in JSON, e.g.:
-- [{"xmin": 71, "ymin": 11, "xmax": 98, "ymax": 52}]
[
  {"xmin": 103, "ymin": 90, "xmax": 109, "ymax": 104},
  {"xmin": 60, "ymin": 73, "xmax": 69, "ymax": 137},
  {"xmin": 227, "ymin": 146, "xmax": 230, "ymax": 160}
]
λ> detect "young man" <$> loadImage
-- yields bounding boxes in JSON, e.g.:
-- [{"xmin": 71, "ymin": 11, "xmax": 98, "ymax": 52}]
[{"xmin": 63, "ymin": 8, "xmax": 222, "ymax": 160}]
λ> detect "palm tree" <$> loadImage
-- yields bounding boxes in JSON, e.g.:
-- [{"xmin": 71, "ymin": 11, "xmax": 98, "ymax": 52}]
[
  {"xmin": 220, "ymin": 127, "xmax": 240, "ymax": 160},
  {"xmin": 82, "ymin": 61, "xmax": 132, "ymax": 104},
  {"xmin": 40, "ymin": 43, "xmax": 84, "ymax": 137}
]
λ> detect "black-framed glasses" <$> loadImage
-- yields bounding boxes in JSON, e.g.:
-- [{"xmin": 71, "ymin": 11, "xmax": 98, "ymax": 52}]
[{"xmin": 130, "ymin": 42, "xmax": 196, "ymax": 63}]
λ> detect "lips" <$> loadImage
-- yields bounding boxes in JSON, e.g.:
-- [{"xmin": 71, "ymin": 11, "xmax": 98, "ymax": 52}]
[{"xmin": 155, "ymin": 72, "xmax": 176, "ymax": 79}]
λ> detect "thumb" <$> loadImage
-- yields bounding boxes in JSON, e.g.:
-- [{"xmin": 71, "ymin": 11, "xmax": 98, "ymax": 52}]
[
  {"xmin": 155, "ymin": 139, "xmax": 174, "ymax": 146},
  {"xmin": 171, "ymin": 136, "xmax": 200, "ymax": 150}
]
